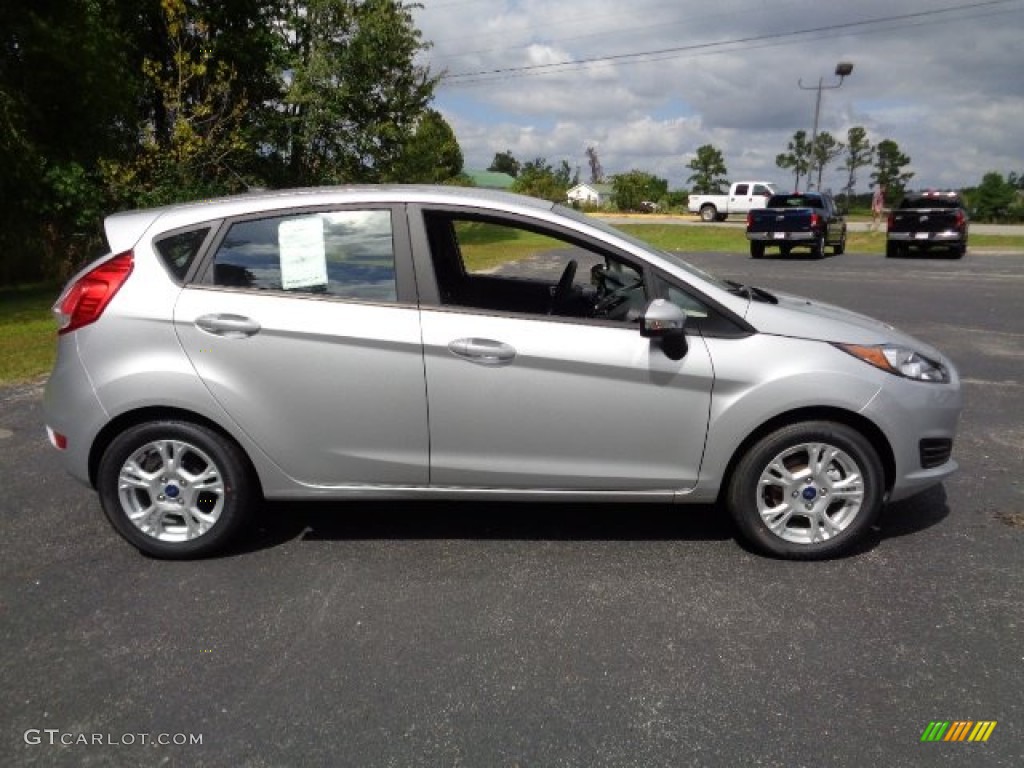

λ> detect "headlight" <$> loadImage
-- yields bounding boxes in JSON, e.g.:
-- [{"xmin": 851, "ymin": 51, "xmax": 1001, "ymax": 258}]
[{"xmin": 834, "ymin": 343, "xmax": 950, "ymax": 383}]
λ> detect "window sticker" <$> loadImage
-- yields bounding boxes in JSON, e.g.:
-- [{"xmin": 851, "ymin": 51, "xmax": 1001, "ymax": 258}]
[{"xmin": 278, "ymin": 216, "xmax": 328, "ymax": 290}]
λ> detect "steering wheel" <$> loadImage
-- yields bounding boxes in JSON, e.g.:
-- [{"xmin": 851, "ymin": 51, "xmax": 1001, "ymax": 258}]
[
  {"xmin": 548, "ymin": 259, "xmax": 578, "ymax": 313},
  {"xmin": 593, "ymin": 277, "xmax": 644, "ymax": 320}
]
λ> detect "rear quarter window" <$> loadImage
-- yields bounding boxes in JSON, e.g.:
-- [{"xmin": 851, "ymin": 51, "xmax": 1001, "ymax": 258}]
[{"xmin": 154, "ymin": 228, "xmax": 211, "ymax": 282}]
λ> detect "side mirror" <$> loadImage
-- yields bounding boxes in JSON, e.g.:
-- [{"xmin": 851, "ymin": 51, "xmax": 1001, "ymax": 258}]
[{"xmin": 640, "ymin": 299, "xmax": 688, "ymax": 360}]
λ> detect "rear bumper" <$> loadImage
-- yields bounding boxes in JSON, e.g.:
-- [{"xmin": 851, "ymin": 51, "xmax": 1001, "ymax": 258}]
[
  {"xmin": 747, "ymin": 231, "xmax": 818, "ymax": 242},
  {"xmin": 887, "ymin": 230, "xmax": 965, "ymax": 243},
  {"xmin": 42, "ymin": 336, "xmax": 108, "ymax": 488}
]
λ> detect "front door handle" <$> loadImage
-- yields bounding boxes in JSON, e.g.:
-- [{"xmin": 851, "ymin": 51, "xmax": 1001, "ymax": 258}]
[
  {"xmin": 195, "ymin": 314, "xmax": 261, "ymax": 338},
  {"xmin": 447, "ymin": 338, "xmax": 516, "ymax": 366}
]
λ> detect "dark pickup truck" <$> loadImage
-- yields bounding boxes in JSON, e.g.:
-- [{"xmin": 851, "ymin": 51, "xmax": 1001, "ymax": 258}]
[
  {"xmin": 886, "ymin": 191, "xmax": 968, "ymax": 258},
  {"xmin": 745, "ymin": 193, "xmax": 846, "ymax": 258}
]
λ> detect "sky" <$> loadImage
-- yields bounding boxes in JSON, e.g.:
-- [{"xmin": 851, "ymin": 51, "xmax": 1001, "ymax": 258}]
[{"xmin": 411, "ymin": 0, "xmax": 1024, "ymax": 194}]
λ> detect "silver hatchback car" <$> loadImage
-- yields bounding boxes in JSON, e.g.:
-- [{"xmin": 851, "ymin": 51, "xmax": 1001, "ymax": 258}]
[{"xmin": 44, "ymin": 186, "xmax": 962, "ymax": 560}]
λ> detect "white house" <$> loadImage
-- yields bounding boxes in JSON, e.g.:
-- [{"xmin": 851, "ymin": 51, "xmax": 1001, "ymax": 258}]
[{"xmin": 566, "ymin": 182, "xmax": 613, "ymax": 208}]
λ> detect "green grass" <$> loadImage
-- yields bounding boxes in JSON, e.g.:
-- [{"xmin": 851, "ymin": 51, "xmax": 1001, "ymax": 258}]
[
  {"xmin": 455, "ymin": 220, "xmax": 567, "ymax": 271},
  {"xmin": 0, "ymin": 283, "xmax": 60, "ymax": 385}
]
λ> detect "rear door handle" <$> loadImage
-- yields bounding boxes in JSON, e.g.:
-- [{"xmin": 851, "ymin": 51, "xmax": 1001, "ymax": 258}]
[
  {"xmin": 195, "ymin": 314, "xmax": 261, "ymax": 338},
  {"xmin": 447, "ymin": 338, "xmax": 516, "ymax": 366}
]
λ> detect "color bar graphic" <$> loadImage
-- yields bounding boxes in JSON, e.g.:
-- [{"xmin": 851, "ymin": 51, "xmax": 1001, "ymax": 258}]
[{"xmin": 920, "ymin": 721, "xmax": 996, "ymax": 742}]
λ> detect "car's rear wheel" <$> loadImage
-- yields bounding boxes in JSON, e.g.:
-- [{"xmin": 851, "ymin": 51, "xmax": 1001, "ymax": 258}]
[
  {"xmin": 885, "ymin": 241, "xmax": 900, "ymax": 258},
  {"xmin": 833, "ymin": 232, "xmax": 846, "ymax": 255},
  {"xmin": 700, "ymin": 205, "xmax": 717, "ymax": 222},
  {"xmin": 97, "ymin": 421, "xmax": 254, "ymax": 559},
  {"xmin": 726, "ymin": 421, "xmax": 884, "ymax": 559},
  {"xmin": 750, "ymin": 242, "xmax": 765, "ymax": 259}
]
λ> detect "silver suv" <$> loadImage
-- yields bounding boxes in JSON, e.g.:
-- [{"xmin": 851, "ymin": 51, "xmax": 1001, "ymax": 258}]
[{"xmin": 44, "ymin": 186, "xmax": 962, "ymax": 559}]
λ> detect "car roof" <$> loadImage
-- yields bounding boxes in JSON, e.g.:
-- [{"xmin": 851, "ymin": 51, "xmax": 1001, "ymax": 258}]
[{"xmin": 104, "ymin": 185, "xmax": 556, "ymax": 254}]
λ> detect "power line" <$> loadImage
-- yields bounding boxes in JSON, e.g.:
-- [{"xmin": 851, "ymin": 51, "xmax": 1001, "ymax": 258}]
[{"xmin": 441, "ymin": 0, "xmax": 1021, "ymax": 83}]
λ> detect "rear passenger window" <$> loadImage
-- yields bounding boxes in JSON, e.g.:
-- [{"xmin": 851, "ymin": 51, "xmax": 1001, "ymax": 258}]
[
  {"xmin": 210, "ymin": 210, "xmax": 397, "ymax": 302},
  {"xmin": 154, "ymin": 228, "xmax": 210, "ymax": 281}
]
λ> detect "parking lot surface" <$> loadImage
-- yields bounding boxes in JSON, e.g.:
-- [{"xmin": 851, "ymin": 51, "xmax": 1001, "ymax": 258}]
[{"xmin": 1, "ymin": 250, "xmax": 1022, "ymax": 767}]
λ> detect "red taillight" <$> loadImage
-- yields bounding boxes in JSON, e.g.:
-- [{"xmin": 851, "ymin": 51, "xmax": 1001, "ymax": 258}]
[
  {"xmin": 955, "ymin": 210, "xmax": 966, "ymax": 228},
  {"xmin": 54, "ymin": 251, "xmax": 134, "ymax": 335},
  {"xmin": 810, "ymin": 213, "xmax": 820, "ymax": 229},
  {"xmin": 46, "ymin": 426, "xmax": 67, "ymax": 450},
  {"xmin": 887, "ymin": 212, "xmax": 895, "ymax": 229},
  {"xmin": 746, "ymin": 212, "xmax": 753, "ymax": 228}
]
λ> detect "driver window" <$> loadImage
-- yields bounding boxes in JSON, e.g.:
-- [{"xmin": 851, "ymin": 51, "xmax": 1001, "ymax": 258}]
[{"xmin": 423, "ymin": 212, "xmax": 647, "ymax": 323}]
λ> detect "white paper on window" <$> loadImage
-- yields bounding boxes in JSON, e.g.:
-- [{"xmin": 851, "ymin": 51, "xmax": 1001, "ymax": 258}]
[{"xmin": 278, "ymin": 216, "xmax": 328, "ymax": 290}]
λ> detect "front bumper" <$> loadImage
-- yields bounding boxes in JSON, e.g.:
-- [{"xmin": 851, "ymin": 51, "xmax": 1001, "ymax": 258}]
[{"xmin": 860, "ymin": 368, "xmax": 964, "ymax": 503}]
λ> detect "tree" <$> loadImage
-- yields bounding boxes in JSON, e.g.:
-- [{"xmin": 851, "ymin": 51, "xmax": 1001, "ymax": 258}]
[
  {"xmin": 612, "ymin": 171, "xmax": 668, "ymax": 212},
  {"xmin": 840, "ymin": 126, "xmax": 873, "ymax": 200},
  {"xmin": 871, "ymin": 139, "xmax": 914, "ymax": 201},
  {"xmin": 511, "ymin": 157, "xmax": 577, "ymax": 201},
  {"xmin": 810, "ymin": 131, "xmax": 844, "ymax": 192},
  {"xmin": 277, "ymin": 0, "xmax": 440, "ymax": 185},
  {"xmin": 389, "ymin": 109, "xmax": 463, "ymax": 183},
  {"xmin": 487, "ymin": 150, "xmax": 520, "ymax": 177},
  {"xmin": 101, "ymin": 0, "xmax": 254, "ymax": 208},
  {"xmin": 0, "ymin": 0, "xmax": 140, "ymax": 282},
  {"xmin": 970, "ymin": 172, "xmax": 1019, "ymax": 222},
  {"xmin": 686, "ymin": 144, "xmax": 728, "ymax": 193},
  {"xmin": 776, "ymin": 131, "xmax": 811, "ymax": 193},
  {"xmin": 585, "ymin": 146, "xmax": 604, "ymax": 183}
]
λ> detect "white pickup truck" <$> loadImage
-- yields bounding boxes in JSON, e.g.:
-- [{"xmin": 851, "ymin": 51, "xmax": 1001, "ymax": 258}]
[{"xmin": 688, "ymin": 181, "xmax": 776, "ymax": 222}]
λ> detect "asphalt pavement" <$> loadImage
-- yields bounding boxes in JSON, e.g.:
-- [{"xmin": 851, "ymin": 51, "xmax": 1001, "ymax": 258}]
[{"xmin": 1, "ymin": 250, "xmax": 1022, "ymax": 767}]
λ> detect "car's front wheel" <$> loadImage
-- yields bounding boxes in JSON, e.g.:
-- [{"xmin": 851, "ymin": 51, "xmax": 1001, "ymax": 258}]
[
  {"xmin": 725, "ymin": 421, "xmax": 884, "ymax": 559},
  {"xmin": 97, "ymin": 421, "xmax": 254, "ymax": 559}
]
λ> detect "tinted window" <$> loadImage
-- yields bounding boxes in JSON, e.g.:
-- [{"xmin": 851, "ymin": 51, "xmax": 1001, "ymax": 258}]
[
  {"xmin": 734, "ymin": 184, "xmax": 749, "ymax": 195},
  {"xmin": 899, "ymin": 196, "xmax": 962, "ymax": 210},
  {"xmin": 154, "ymin": 228, "xmax": 210, "ymax": 281},
  {"xmin": 211, "ymin": 210, "xmax": 396, "ymax": 302},
  {"xmin": 767, "ymin": 194, "xmax": 824, "ymax": 208}
]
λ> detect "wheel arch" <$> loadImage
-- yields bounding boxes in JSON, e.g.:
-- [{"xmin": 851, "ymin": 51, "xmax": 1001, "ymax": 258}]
[
  {"xmin": 716, "ymin": 406, "xmax": 895, "ymax": 505},
  {"xmin": 87, "ymin": 406, "xmax": 263, "ymax": 496}
]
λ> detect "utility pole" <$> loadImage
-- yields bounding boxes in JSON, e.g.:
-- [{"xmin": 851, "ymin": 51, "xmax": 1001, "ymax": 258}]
[{"xmin": 799, "ymin": 61, "xmax": 853, "ymax": 191}]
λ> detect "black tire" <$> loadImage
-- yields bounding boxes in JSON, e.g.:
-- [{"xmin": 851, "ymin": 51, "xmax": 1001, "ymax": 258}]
[
  {"xmin": 950, "ymin": 241, "xmax": 966, "ymax": 259},
  {"xmin": 725, "ymin": 421, "xmax": 884, "ymax": 560},
  {"xmin": 833, "ymin": 232, "xmax": 846, "ymax": 256},
  {"xmin": 885, "ymin": 241, "xmax": 899, "ymax": 258},
  {"xmin": 812, "ymin": 233, "xmax": 826, "ymax": 259},
  {"xmin": 750, "ymin": 242, "xmax": 765, "ymax": 259},
  {"xmin": 700, "ymin": 205, "xmax": 717, "ymax": 222},
  {"xmin": 96, "ymin": 420, "xmax": 255, "ymax": 559}
]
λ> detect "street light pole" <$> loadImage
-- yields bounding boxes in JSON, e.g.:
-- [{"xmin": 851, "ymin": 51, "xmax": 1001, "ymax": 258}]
[{"xmin": 798, "ymin": 61, "xmax": 853, "ymax": 191}]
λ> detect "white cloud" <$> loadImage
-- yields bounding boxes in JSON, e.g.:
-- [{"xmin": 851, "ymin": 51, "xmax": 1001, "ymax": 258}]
[{"xmin": 416, "ymin": 0, "xmax": 1024, "ymax": 190}]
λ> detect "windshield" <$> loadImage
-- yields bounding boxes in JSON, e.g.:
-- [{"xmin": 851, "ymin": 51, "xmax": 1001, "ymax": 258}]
[{"xmin": 554, "ymin": 204, "xmax": 733, "ymax": 291}]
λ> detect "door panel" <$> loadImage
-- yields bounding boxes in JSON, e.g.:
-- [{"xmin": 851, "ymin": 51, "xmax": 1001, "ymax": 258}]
[
  {"xmin": 175, "ymin": 290, "xmax": 428, "ymax": 486},
  {"xmin": 421, "ymin": 310, "xmax": 714, "ymax": 490}
]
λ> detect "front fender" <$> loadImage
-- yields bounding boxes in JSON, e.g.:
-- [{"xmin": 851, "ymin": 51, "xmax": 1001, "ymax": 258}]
[{"xmin": 691, "ymin": 335, "xmax": 884, "ymax": 498}]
